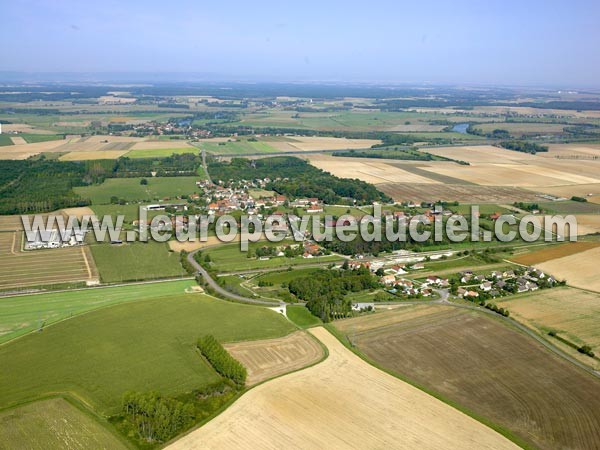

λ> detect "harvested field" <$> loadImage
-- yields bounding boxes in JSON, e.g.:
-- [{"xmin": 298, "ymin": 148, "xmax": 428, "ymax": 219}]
[
  {"xmin": 424, "ymin": 146, "xmax": 600, "ymax": 186},
  {"xmin": 336, "ymin": 305, "xmax": 600, "ymax": 450},
  {"xmin": 425, "ymin": 145, "xmax": 535, "ymax": 164},
  {"xmin": 510, "ymin": 242, "xmax": 600, "ymax": 265},
  {"xmin": 0, "ymin": 398, "xmax": 127, "ymax": 450},
  {"xmin": 541, "ymin": 143, "xmax": 600, "ymax": 159},
  {"xmin": 167, "ymin": 234, "xmax": 267, "ymax": 252},
  {"xmin": 537, "ymin": 246, "xmax": 600, "ymax": 292},
  {"xmin": 0, "ymin": 215, "xmax": 29, "ymax": 231},
  {"xmin": 224, "ymin": 331, "xmax": 324, "ymax": 385},
  {"xmin": 306, "ymin": 154, "xmax": 440, "ymax": 184},
  {"xmin": 168, "ymin": 326, "xmax": 517, "ymax": 450},
  {"xmin": 10, "ymin": 136, "xmax": 27, "ymax": 145},
  {"xmin": 497, "ymin": 287, "xmax": 600, "ymax": 367},
  {"xmin": 421, "ymin": 162, "xmax": 600, "ymax": 187},
  {"xmin": 573, "ymin": 214, "xmax": 600, "ymax": 234},
  {"xmin": 0, "ymin": 139, "xmax": 65, "ymax": 159},
  {"xmin": 272, "ymin": 136, "xmax": 380, "ymax": 151},
  {"xmin": 59, "ymin": 150, "xmax": 128, "ymax": 160},
  {"xmin": 377, "ymin": 182, "xmax": 538, "ymax": 203},
  {"xmin": 60, "ymin": 206, "xmax": 96, "ymax": 220},
  {"xmin": 385, "ymin": 162, "xmax": 476, "ymax": 184},
  {"xmin": 0, "ymin": 123, "xmax": 55, "ymax": 134},
  {"xmin": 538, "ymin": 183, "xmax": 600, "ymax": 203},
  {"xmin": 0, "ymin": 232, "xmax": 98, "ymax": 290}
]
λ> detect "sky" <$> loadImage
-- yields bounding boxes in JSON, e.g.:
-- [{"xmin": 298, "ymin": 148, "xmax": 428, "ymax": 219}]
[{"xmin": 2, "ymin": 0, "xmax": 599, "ymax": 87}]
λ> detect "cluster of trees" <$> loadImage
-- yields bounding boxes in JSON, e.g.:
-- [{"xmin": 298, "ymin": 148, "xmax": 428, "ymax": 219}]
[
  {"xmin": 288, "ymin": 267, "xmax": 378, "ymax": 321},
  {"xmin": 209, "ymin": 156, "xmax": 390, "ymax": 205},
  {"xmin": 499, "ymin": 141, "xmax": 548, "ymax": 154},
  {"xmin": 105, "ymin": 153, "xmax": 201, "ymax": 178},
  {"xmin": 571, "ymin": 196, "xmax": 588, "ymax": 202},
  {"xmin": 121, "ymin": 391, "xmax": 194, "ymax": 443},
  {"xmin": 513, "ymin": 202, "xmax": 541, "ymax": 212},
  {"xmin": 333, "ymin": 149, "xmax": 437, "ymax": 161},
  {"xmin": 0, "ymin": 158, "xmax": 92, "ymax": 214},
  {"xmin": 197, "ymin": 335, "xmax": 247, "ymax": 385},
  {"xmin": 483, "ymin": 302, "xmax": 510, "ymax": 317},
  {"xmin": 0, "ymin": 152, "xmax": 207, "ymax": 214},
  {"xmin": 255, "ymin": 246, "xmax": 278, "ymax": 257}
]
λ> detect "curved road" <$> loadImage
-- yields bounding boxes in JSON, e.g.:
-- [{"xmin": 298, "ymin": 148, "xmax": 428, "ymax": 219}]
[{"xmin": 187, "ymin": 249, "xmax": 281, "ymax": 306}]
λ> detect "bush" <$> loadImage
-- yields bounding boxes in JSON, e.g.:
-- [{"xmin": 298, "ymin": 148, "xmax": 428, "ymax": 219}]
[
  {"xmin": 197, "ymin": 335, "xmax": 247, "ymax": 385},
  {"xmin": 578, "ymin": 345, "xmax": 595, "ymax": 357}
]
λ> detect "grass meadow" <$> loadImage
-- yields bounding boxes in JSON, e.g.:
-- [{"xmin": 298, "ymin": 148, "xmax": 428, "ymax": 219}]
[
  {"xmin": 286, "ymin": 305, "xmax": 322, "ymax": 328},
  {"xmin": 90, "ymin": 242, "xmax": 187, "ymax": 282},
  {"xmin": 0, "ymin": 280, "xmax": 195, "ymax": 344},
  {"xmin": 0, "ymin": 398, "xmax": 129, "ymax": 450},
  {"xmin": 0, "ymin": 134, "xmax": 14, "ymax": 146},
  {"xmin": 0, "ymin": 293, "xmax": 295, "ymax": 414},
  {"xmin": 74, "ymin": 177, "xmax": 200, "ymax": 204}
]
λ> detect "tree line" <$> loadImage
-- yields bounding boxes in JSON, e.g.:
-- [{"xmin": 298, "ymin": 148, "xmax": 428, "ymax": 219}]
[{"xmin": 197, "ymin": 335, "xmax": 247, "ymax": 385}]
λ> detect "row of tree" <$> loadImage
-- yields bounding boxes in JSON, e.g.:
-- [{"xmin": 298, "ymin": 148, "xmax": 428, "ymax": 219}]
[
  {"xmin": 499, "ymin": 140, "xmax": 548, "ymax": 154},
  {"xmin": 197, "ymin": 335, "xmax": 247, "ymax": 385}
]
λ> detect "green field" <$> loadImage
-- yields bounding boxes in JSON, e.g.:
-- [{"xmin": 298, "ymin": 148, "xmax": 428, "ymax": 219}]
[
  {"xmin": 123, "ymin": 148, "xmax": 198, "ymax": 158},
  {"xmin": 0, "ymin": 280, "xmax": 195, "ymax": 344},
  {"xmin": 200, "ymin": 140, "xmax": 279, "ymax": 155},
  {"xmin": 0, "ymin": 398, "xmax": 128, "ymax": 450},
  {"xmin": 90, "ymin": 242, "xmax": 186, "ymax": 282},
  {"xmin": 203, "ymin": 242, "xmax": 342, "ymax": 272},
  {"xmin": 74, "ymin": 176, "xmax": 200, "ymax": 204},
  {"xmin": 0, "ymin": 293, "xmax": 295, "ymax": 414},
  {"xmin": 286, "ymin": 305, "xmax": 322, "ymax": 328},
  {"xmin": 253, "ymin": 267, "xmax": 321, "ymax": 285},
  {"xmin": 0, "ymin": 134, "xmax": 14, "ymax": 146},
  {"xmin": 20, "ymin": 133, "xmax": 65, "ymax": 144}
]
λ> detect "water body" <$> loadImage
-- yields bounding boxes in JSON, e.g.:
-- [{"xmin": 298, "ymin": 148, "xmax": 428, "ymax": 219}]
[{"xmin": 452, "ymin": 123, "xmax": 469, "ymax": 134}]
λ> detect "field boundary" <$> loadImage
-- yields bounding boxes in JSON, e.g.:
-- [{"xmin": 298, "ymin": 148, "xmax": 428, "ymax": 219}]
[{"xmin": 326, "ymin": 310, "xmax": 561, "ymax": 450}]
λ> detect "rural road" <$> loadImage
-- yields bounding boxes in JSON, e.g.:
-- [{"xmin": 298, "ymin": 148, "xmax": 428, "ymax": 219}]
[{"xmin": 187, "ymin": 248, "xmax": 282, "ymax": 306}]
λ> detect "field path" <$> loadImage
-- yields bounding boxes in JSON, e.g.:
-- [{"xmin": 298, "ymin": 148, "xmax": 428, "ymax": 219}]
[
  {"xmin": 80, "ymin": 246, "xmax": 92, "ymax": 278},
  {"xmin": 167, "ymin": 327, "xmax": 518, "ymax": 450}
]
